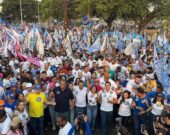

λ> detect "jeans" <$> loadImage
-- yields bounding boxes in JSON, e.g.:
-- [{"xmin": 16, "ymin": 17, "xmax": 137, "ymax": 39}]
[
  {"xmin": 87, "ymin": 105, "xmax": 97, "ymax": 129},
  {"xmin": 49, "ymin": 106, "xmax": 56, "ymax": 128},
  {"xmin": 119, "ymin": 115, "xmax": 130, "ymax": 127},
  {"xmin": 70, "ymin": 108, "xmax": 75, "ymax": 124},
  {"xmin": 133, "ymin": 114, "xmax": 145, "ymax": 135},
  {"xmin": 29, "ymin": 116, "xmax": 44, "ymax": 135},
  {"xmin": 100, "ymin": 110, "xmax": 113, "ymax": 135},
  {"xmin": 44, "ymin": 107, "xmax": 50, "ymax": 128},
  {"xmin": 56, "ymin": 111, "xmax": 70, "ymax": 122}
]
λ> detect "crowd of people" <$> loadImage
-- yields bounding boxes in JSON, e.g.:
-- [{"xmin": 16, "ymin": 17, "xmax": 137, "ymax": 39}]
[{"xmin": 0, "ymin": 23, "xmax": 170, "ymax": 135}]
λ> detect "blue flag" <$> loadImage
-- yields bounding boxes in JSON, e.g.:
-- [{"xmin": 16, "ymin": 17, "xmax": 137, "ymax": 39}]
[{"xmin": 88, "ymin": 37, "xmax": 101, "ymax": 53}]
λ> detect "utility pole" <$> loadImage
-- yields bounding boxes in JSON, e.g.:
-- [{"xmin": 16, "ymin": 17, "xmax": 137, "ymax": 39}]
[
  {"xmin": 38, "ymin": 1, "xmax": 40, "ymax": 23},
  {"xmin": 20, "ymin": 0, "xmax": 23, "ymax": 24}
]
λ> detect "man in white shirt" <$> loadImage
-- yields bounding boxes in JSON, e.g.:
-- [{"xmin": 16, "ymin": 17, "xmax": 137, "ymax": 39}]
[
  {"xmin": 56, "ymin": 115, "xmax": 72, "ymax": 135},
  {"xmin": 99, "ymin": 72, "xmax": 117, "ymax": 89},
  {"xmin": 126, "ymin": 75, "xmax": 143, "ymax": 97},
  {"xmin": 98, "ymin": 81, "xmax": 117, "ymax": 135},
  {"xmin": 74, "ymin": 80, "xmax": 87, "ymax": 131},
  {"xmin": 72, "ymin": 63, "xmax": 81, "ymax": 78},
  {"xmin": 74, "ymin": 80, "xmax": 87, "ymax": 109}
]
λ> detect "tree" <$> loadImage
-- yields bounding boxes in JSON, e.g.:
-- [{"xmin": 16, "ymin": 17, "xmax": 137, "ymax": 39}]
[
  {"xmin": 40, "ymin": 0, "xmax": 77, "ymax": 22},
  {"xmin": 95, "ymin": 0, "xmax": 128, "ymax": 30},
  {"xmin": 40, "ymin": 0, "xmax": 64, "ymax": 21},
  {"xmin": 76, "ymin": 0, "xmax": 96, "ymax": 18},
  {"xmin": 124, "ymin": 0, "xmax": 170, "ymax": 33},
  {"xmin": 1, "ymin": 0, "xmax": 38, "ymax": 23}
]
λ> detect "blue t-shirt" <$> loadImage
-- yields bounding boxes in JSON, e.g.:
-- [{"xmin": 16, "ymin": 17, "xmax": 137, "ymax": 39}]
[
  {"xmin": 146, "ymin": 91, "xmax": 166, "ymax": 99},
  {"xmin": 50, "ymin": 65, "xmax": 58, "ymax": 74},
  {"xmin": 119, "ymin": 80, "xmax": 128, "ymax": 88},
  {"xmin": 0, "ymin": 81, "xmax": 3, "ymax": 87},
  {"xmin": 6, "ymin": 89, "xmax": 22, "ymax": 98},
  {"xmin": 5, "ymin": 100, "xmax": 17, "ymax": 111},
  {"xmin": 133, "ymin": 96, "xmax": 151, "ymax": 115}
]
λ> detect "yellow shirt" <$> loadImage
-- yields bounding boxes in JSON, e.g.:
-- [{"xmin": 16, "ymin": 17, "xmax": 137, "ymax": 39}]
[
  {"xmin": 26, "ymin": 92, "xmax": 46, "ymax": 117},
  {"xmin": 142, "ymin": 80, "xmax": 157, "ymax": 92}
]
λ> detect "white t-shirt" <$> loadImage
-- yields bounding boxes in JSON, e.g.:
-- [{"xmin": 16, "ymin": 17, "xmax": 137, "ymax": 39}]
[
  {"xmin": 0, "ymin": 115, "xmax": 11, "ymax": 134},
  {"xmin": 83, "ymin": 71, "xmax": 91, "ymax": 79},
  {"xmin": 109, "ymin": 63, "xmax": 120, "ymax": 71},
  {"xmin": 126, "ymin": 80, "xmax": 143, "ymax": 96},
  {"xmin": 5, "ymin": 107, "xmax": 13, "ymax": 118},
  {"xmin": 3, "ymin": 79, "xmax": 11, "ymax": 88},
  {"xmin": 18, "ymin": 110, "xmax": 29, "ymax": 123},
  {"xmin": 74, "ymin": 86, "xmax": 87, "ymax": 107},
  {"xmin": 88, "ymin": 60, "xmax": 93, "ymax": 68},
  {"xmin": 99, "ymin": 90, "xmax": 117, "ymax": 112},
  {"xmin": 9, "ymin": 60, "xmax": 14, "ymax": 67},
  {"xmin": 118, "ymin": 98, "xmax": 132, "ymax": 116},
  {"xmin": 87, "ymin": 91, "xmax": 97, "ymax": 106},
  {"xmin": 0, "ymin": 87, "xmax": 6, "ymax": 99},
  {"xmin": 21, "ymin": 61, "xmax": 30, "ymax": 71},
  {"xmin": 72, "ymin": 69, "xmax": 81, "ymax": 78},
  {"xmin": 58, "ymin": 122, "xmax": 72, "ymax": 135},
  {"xmin": 151, "ymin": 102, "xmax": 164, "ymax": 116}
]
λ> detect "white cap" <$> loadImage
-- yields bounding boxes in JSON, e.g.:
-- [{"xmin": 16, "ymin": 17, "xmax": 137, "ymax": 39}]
[{"xmin": 26, "ymin": 83, "xmax": 33, "ymax": 88}]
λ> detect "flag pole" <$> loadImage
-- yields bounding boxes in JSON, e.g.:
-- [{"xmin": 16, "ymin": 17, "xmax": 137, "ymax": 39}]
[{"xmin": 20, "ymin": 0, "xmax": 23, "ymax": 24}]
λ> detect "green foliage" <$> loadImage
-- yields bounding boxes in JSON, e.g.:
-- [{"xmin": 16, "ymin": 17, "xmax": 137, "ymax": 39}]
[
  {"xmin": 75, "ymin": 0, "xmax": 96, "ymax": 17},
  {"xmin": 95, "ymin": 0, "xmax": 128, "ymax": 29},
  {"xmin": 40, "ymin": 0, "xmax": 77, "ymax": 21},
  {"xmin": 124, "ymin": 0, "xmax": 170, "ymax": 32},
  {"xmin": 40, "ymin": 0, "xmax": 64, "ymax": 21},
  {"xmin": 1, "ymin": 0, "xmax": 170, "ymax": 30},
  {"xmin": 1, "ymin": 0, "xmax": 38, "ymax": 22}
]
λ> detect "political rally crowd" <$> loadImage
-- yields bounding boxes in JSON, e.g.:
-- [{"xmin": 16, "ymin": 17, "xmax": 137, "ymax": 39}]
[{"xmin": 0, "ymin": 23, "xmax": 170, "ymax": 135}]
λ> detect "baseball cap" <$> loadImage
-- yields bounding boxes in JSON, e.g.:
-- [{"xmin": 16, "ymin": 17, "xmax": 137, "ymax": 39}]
[
  {"xmin": 11, "ymin": 117, "xmax": 21, "ymax": 127},
  {"xmin": 156, "ymin": 92, "xmax": 163, "ymax": 97},
  {"xmin": 34, "ymin": 84, "xmax": 41, "ymax": 90},
  {"xmin": 0, "ymin": 100, "xmax": 5, "ymax": 106},
  {"xmin": 26, "ymin": 83, "xmax": 33, "ymax": 88}
]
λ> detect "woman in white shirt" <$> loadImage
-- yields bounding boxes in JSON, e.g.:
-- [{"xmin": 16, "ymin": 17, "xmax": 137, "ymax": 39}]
[
  {"xmin": 87, "ymin": 86, "xmax": 98, "ymax": 130},
  {"xmin": 148, "ymin": 93, "xmax": 164, "ymax": 135},
  {"xmin": 116, "ymin": 90, "xmax": 132, "ymax": 127},
  {"xmin": 13, "ymin": 101, "xmax": 29, "ymax": 135}
]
